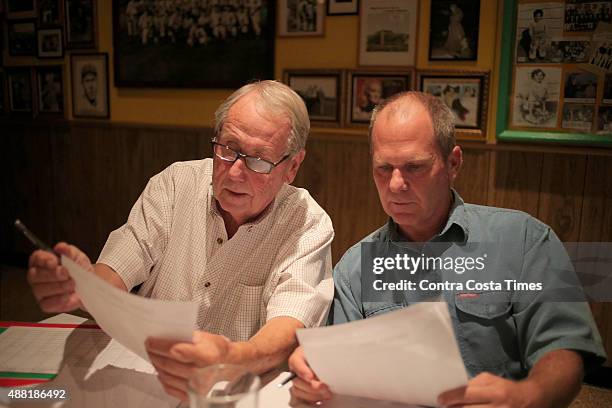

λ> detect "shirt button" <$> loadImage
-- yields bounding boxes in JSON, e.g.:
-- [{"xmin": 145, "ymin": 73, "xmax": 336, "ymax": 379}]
[
  {"xmin": 247, "ymin": 226, "xmax": 253, "ymax": 232},
  {"xmin": 204, "ymin": 282, "xmax": 211, "ymax": 288},
  {"xmin": 217, "ymin": 238, "xmax": 223, "ymax": 244}
]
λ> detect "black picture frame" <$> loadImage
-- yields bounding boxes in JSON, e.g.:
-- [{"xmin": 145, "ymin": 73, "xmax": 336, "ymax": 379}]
[
  {"xmin": 36, "ymin": 65, "xmax": 64, "ymax": 115},
  {"xmin": 7, "ymin": 68, "xmax": 34, "ymax": 114},
  {"xmin": 284, "ymin": 69, "xmax": 345, "ymax": 126},
  {"xmin": 327, "ymin": 0, "xmax": 359, "ymax": 16},
  {"xmin": 70, "ymin": 53, "xmax": 110, "ymax": 119},
  {"xmin": 38, "ymin": 0, "xmax": 63, "ymax": 27},
  {"xmin": 429, "ymin": 0, "xmax": 480, "ymax": 61},
  {"xmin": 6, "ymin": 0, "xmax": 36, "ymax": 19},
  {"xmin": 37, "ymin": 28, "xmax": 64, "ymax": 58},
  {"xmin": 112, "ymin": 0, "xmax": 275, "ymax": 88},
  {"xmin": 0, "ymin": 69, "xmax": 6, "ymax": 115},
  {"xmin": 347, "ymin": 70, "xmax": 413, "ymax": 125},
  {"xmin": 64, "ymin": 0, "xmax": 97, "ymax": 49},
  {"xmin": 7, "ymin": 19, "xmax": 37, "ymax": 56}
]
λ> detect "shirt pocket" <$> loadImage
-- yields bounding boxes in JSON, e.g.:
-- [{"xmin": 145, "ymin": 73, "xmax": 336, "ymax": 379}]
[
  {"xmin": 363, "ymin": 302, "xmax": 405, "ymax": 318},
  {"xmin": 453, "ymin": 291, "xmax": 515, "ymax": 376}
]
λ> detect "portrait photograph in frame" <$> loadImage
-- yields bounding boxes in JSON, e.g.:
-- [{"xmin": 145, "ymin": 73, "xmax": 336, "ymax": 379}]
[
  {"xmin": 37, "ymin": 28, "xmax": 64, "ymax": 58},
  {"xmin": 113, "ymin": 0, "xmax": 275, "ymax": 88},
  {"xmin": 71, "ymin": 53, "xmax": 110, "ymax": 119},
  {"xmin": 38, "ymin": 0, "xmax": 63, "ymax": 27},
  {"xmin": 8, "ymin": 20, "xmax": 37, "ymax": 56},
  {"xmin": 429, "ymin": 0, "xmax": 480, "ymax": 61},
  {"xmin": 358, "ymin": 0, "xmax": 418, "ymax": 67},
  {"xmin": 348, "ymin": 70, "xmax": 413, "ymax": 124},
  {"xmin": 328, "ymin": 0, "xmax": 359, "ymax": 16},
  {"xmin": 36, "ymin": 65, "xmax": 64, "ymax": 115},
  {"xmin": 6, "ymin": 0, "xmax": 36, "ymax": 19},
  {"xmin": 278, "ymin": 0, "xmax": 325, "ymax": 37},
  {"xmin": 65, "ymin": 0, "xmax": 97, "ymax": 49},
  {"xmin": 284, "ymin": 69, "xmax": 345, "ymax": 126},
  {"xmin": 7, "ymin": 68, "xmax": 34, "ymax": 114},
  {"xmin": 418, "ymin": 70, "xmax": 489, "ymax": 139}
]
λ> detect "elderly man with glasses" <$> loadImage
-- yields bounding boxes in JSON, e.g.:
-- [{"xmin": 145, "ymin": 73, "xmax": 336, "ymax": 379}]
[{"xmin": 26, "ymin": 81, "xmax": 334, "ymax": 401}]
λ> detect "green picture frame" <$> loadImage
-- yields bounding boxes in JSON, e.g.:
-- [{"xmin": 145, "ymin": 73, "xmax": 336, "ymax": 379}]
[{"xmin": 496, "ymin": 0, "xmax": 612, "ymax": 148}]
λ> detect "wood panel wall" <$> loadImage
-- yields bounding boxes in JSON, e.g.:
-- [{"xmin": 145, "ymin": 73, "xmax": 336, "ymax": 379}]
[{"xmin": 1, "ymin": 122, "xmax": 611, "ymax": 365}]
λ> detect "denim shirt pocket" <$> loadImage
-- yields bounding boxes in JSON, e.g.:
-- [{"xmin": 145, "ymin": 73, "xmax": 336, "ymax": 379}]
[
  {"xmin": 363, "ymin": 302, "xmax": 405, "ymax": 318},
  {"xmin": 453, "ymin": 291, "xmax": 515, "ymax": 377}
]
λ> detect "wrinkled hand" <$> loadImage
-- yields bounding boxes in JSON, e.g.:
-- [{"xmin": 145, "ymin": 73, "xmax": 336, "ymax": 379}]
[
  {"xmin": 288, "ymin": 346, "xmax": 332, "ymax": 404},
  {"xmin": 146, "ymin": 331, "xmax": 231, "ymax": 401},
  {"xmin": 27, "ymin": 242, "xmax": 92, "ymax": 313},
  {"xmin": 438, "ymin": 372, "xmax": 543, "ymax": 408}
]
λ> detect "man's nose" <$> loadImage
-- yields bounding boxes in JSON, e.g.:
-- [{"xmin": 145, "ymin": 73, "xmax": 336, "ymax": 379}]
[
  {"xmin": 227, "ymin": 156, "xmax": 248, "ymax": 180},
  {"xmin": 389, "ymin": 168, "xmax": 408, "ymax": 193}
]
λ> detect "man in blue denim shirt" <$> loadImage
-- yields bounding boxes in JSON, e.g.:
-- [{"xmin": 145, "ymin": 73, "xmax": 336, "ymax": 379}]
[{"xmin": 288, "ymin": 92, "xmax": 606, "ymax": 408}]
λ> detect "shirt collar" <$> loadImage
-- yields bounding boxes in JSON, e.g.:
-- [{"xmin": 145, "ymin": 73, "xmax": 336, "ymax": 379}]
[{"xmin": 387, "ymin": 189, "xmax": 469, "ymax": 243}]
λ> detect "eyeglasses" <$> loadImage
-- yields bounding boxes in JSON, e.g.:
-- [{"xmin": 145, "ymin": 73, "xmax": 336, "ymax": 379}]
[{"xmin": 211, "ymin": 138, "xmax": 290, "ymax": 174}]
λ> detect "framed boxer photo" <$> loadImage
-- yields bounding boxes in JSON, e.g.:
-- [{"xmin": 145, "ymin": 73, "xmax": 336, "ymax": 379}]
[{"xmin": 71, "ymin": 53, "xmax": 110, "ymax": 118}]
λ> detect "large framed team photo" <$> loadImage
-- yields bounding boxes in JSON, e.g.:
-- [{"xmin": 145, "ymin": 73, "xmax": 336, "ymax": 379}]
[{"xmin": 112, "ymin": 0, "xmax": 275, "ymax": 88}]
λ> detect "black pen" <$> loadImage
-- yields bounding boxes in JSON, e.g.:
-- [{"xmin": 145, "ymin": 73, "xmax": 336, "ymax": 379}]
[
  {"xmin": 14, "ymin": 219, "xmax": 56, "ymax": 254},
  {"xmin": 277, "ymin": 372, "xmax": 297, "ymax": 387}
]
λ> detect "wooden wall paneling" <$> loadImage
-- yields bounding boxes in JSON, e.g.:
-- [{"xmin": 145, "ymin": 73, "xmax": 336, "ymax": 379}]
[
  {"xmin": 454, "ymin": 148, "xmax": 490, "ymax": 205},
  {"xmin": 537, "ymin": 154, "xmax": 587, "ymax": 242},
  {"xmin": 293, "ymin": 137, "xmax": 328, "ymax": 208},
  {"xmin": 579, "ymin": 155, "xmax": 612, "ymax": 366},
  {"xmin": 487, "ymin": 151, "xmax": 543, "ymax": 217},
  {"xmin": 322, "ymin": 137, "xmax": 387, "ymax": 263}
]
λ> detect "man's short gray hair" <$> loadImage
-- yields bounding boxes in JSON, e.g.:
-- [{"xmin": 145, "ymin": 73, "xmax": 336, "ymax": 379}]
[
  {"xmin": 214, "ymin": 80, "xmax": 310, "ymax": 155},
  {"xmin": 368, "ymin": 91, "xmax": 456, "ymax": 158}
]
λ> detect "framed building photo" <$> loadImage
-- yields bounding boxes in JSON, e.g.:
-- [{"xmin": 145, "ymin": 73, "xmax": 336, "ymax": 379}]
[
  {"xmin": 36, "ymin": 65, "xmax": 64, "ymax": 115},
  {"xmin": 112, "ymin": 0, "xmax": 275, "ymax": 88},
  {"xmin": 284, "ymin": 69, "xmax": 345, "ymax": 126},
  {"xmin": 65, "ymin": 0, "xmax": 97, "ymax": 49},
  {"xmin": 328, "ymin": 0, "xmax": 359, "ymax": 16},
  {"xmin": 429, "ymin": 0, "xmax": 480, "ymax": 61},
  {"xmin": 71, "ymin": 53, "xmax": 110, "ymax": 119},
  {"xmin": 7, "ymin": 68, "xmax": 34, "ymax": 114},
  {"xmin": 38, "ymin": 0, "xmax": 63, "ymax": 27},
  {"xmin": 278, "ymin": 0, "xmax": 325, "ymax": 37},
  {"xmin": 418, "ymin": 70, "xmax": 489, "ymax": 139},
  {"xmin": 359, "ymin": 0, "xmax": 418, "ymax": 67},
  {"xmin": 38, "ymin": 28, "xmax": 64, "ymax": 58},
  {"xmin": 347, "ymin": 70, "xmax": 413, "ymax": 124},
  {"xmin": 8, "ymin": 20, "xmax": 37, "ymax": 56},
  {"xmin": 6, "ymin": 0, "xmax": 36, "ymax": 19}
]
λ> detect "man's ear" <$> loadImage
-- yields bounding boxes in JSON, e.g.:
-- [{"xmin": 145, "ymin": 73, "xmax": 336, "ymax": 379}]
[
  {"xmin": 447, "ymin": 146, "xmax": 463, "ymax": 183},
  {"xmin": 285, "ymin": 149, "xmax": 305, "ymax": 184}
]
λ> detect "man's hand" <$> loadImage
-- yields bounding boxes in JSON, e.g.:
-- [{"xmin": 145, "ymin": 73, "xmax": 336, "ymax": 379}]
[
  {"xmin": 288, "ymin": 346, "xmax": 332, "ymax": 404},
  {"xmin": 438, "ymin": 372, "xmax": 544, "ymax": 408},
  {"xmin": 146, "ymin": 331, "xmax": 231, "ymax": 401},
  {"xmin": 27, "ymin": 242, "xmax": 92, "ymax": 313}
]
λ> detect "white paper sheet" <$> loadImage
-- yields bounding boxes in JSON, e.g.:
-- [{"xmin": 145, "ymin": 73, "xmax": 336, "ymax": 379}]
[
  {"xmin": 297, "ymin": 302, "xmax": 468, "ymax": 407},
  {"xmin": 62, "ymin": 256, "xmax": 198, "ymax": 361},
  {"xmin": 86, "ymin": 339, "xmax": 156, "ymax": 379},
  {"xmin": 0, "ymin": 327, "xmax": 105, "ymax": 375}
]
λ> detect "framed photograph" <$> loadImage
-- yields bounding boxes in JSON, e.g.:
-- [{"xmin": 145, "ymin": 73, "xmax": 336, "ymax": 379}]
[
  {"xmin": 38, "ymin": 0, "xmax": 63, "ymax": 27},
  {"xmin": 429, "ymin": 0, "xmax": 480, "ymax": 61},
  {"xmin": 7, "ymin": 68, "xmax": 34, "ymax": 114},
  {"xmin": 328, "ymin": 0, "xmax": 359, "ymax": 16},
  {"xmin": 514, "ymin": 2, "xmax": 564, "ymax": 64},
  {"xmin": 563, "ymin": 71, "xmax": 598, "ymax": 104},
  {"xmin": 564, "ymin": 1, "xmax": 612, "ymax": 32},
  {"xmin": 7, "ymin": 20, "xmax": 37, "ymax": 56},
  {"xmin": 347, "ymin": 70, "xmax": 413, "ymax": 124},
  {"xmin": 418, "ymin": 71, "xmax": 489, "ymax": 139},
  {"xmin": 359, "ymin": 0, "xmax": 418, "ymax": 67},
  {"xmin": 71, "ymin": 53, "xmax": 110, "ymax": 118},
  {"xmin": 6, "ymin": 0, "xmax": 36, "ymax": 19},
  {"xmin": 603, "ymin": 74, "xmax": 612, "ymax": 104},
  {"xmin": 511, "ymin": 66, "xmax": 562, "ymax": 129},
  {"xmin": 37, "ymin": 28, "xmax": 64, "ymax": 58},
  {"xmin": 562, "ymin": 104, "xmax": 595, "ymax": 131},
  {"xmin": 597, "ymin": 106, "xmax": 612, "ymax": 133},
  {"xmin": 64, "ymin": 0, "xmax": 97, "ymax": 49},
  {"xmin": 278, "ymin": 0, "xmax": 325, "ymax": 37},
  {"xmin": 36, "ymin": 65, "xmax": 64, "ymax": 115},
  {"xmin": 284, "ymin": 69, "xmax": 345, "ymax": 126},
  {"xmin": 112, "ymin": 0, "xmax": 275, "ymax": 88}
]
